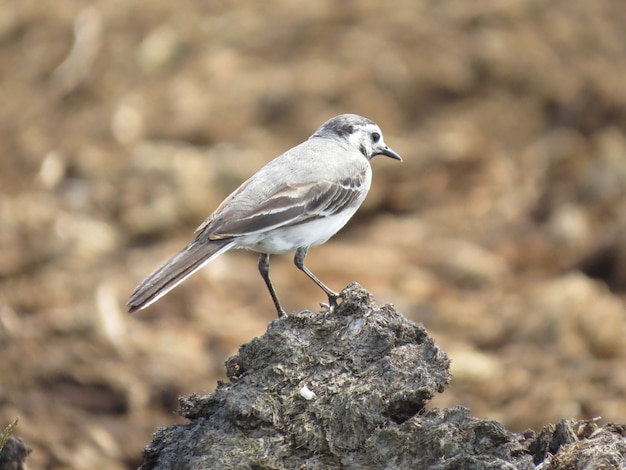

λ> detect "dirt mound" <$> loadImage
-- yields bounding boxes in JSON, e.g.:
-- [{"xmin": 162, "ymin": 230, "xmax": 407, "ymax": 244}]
[{"xmin": 138, "ymin": 285, "xmax": 625, "ymax": 469}]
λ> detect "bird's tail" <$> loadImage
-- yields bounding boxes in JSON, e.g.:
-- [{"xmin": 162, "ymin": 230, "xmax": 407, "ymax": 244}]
[{"xmin": 127, "ymin": 238, "xmax": 234, "ymax": 313}]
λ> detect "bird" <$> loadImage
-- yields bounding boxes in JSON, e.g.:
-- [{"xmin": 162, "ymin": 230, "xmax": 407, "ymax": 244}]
[{"xmin": 127, "ymin": 114, "xmax": 402, "ymax": 317}]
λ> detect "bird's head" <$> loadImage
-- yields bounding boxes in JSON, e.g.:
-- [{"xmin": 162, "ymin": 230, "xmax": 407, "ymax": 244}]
[{"xmin": 312, "ymin": 114, "xmax": 402, "ymax": 162}]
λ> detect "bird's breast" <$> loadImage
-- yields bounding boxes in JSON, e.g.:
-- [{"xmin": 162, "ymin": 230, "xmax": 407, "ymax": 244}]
[{"xmin": 237, "ymin": 209, "xmax": 361, "ymax": 254}]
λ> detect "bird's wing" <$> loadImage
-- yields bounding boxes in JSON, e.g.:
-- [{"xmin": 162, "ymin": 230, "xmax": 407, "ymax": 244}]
[{"xmin": 200, "ymin": 169, "xmax": 367, "ymax": 240}]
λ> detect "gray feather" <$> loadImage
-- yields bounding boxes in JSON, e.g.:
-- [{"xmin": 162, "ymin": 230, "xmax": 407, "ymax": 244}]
[{"xmin": 127, "ymin": 238, "xmax": 234, "ymax": 313}]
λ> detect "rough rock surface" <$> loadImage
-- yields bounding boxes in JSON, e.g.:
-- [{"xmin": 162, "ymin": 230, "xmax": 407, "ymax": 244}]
[
  {"xmin": 140, "ymin": 284, "xmax": 536, "ymax": 469},
  {"xmin": 532, "ymin": 419, "xmax": 626, "ymax": 470},
  {"xmin": 0, "ymin": 436, "xmax": 31, "ymax": 470}
]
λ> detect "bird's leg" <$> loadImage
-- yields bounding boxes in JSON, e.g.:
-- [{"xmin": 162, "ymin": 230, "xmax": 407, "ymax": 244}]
[
  {"xmin": 258, "ymin": 253, "xmax": 286, "ymax": 318},
  {"xmin": 294, "ymin": 247, "xmax": 340, "ymax": 310}
]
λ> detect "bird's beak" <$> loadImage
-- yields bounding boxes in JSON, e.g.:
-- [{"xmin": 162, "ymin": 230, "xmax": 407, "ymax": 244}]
[{"xmin": 380, "ymin": 146, "xmax": 403, "ymax": 161}]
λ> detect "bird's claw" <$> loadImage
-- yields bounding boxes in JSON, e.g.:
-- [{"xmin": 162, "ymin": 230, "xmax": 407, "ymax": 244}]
[{"xmin": 320, "ymin": 295, "xmax": 340, "ymax": 320}]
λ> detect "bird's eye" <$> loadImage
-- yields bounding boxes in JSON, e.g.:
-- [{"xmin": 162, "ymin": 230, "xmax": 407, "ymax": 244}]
[{"xmin": 371, "ymin": 132, "xmax": 381, "ymax": 143}]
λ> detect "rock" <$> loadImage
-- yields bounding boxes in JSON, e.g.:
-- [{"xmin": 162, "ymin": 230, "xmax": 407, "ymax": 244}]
[
  {"xmin": 531, "ymin": 418, "xmax": 626, "ymax": 470},
  {"xmin": 138, "ymin": 284, "xmax": 536, "ymax": 469},
  {"xmin": 138, "ymin": 284, "xmax": 626, "ymax": 469},
  {"xmin": 0, "ymin": 435, "xmax": 31, "ymax": 470}
]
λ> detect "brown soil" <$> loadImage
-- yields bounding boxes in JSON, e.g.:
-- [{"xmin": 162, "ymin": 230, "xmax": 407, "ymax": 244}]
[{"xmin": 1, "ymin": 1, "xmax": 626, "ymax": 468}]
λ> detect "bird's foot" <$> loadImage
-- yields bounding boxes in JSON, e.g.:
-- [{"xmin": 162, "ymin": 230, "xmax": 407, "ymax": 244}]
[{"xmin": 320, "ymin": 294, "xmax": 341, "ymax": 319}]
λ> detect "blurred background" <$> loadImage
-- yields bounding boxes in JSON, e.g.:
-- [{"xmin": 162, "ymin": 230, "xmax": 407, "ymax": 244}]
[{"xmin": 2, "ymin": 0, "xmax": 626, "ymax": 468}]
